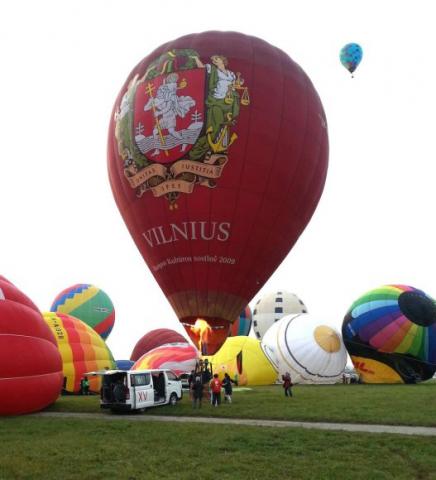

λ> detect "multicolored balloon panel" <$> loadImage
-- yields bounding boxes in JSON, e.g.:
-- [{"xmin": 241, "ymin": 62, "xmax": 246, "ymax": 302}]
[
  {"xmin": 229, "ymin": 306, "xmax": 252, "ymax": 337},
  {"xmin": 0, "ymin": 276, "xmax": 63, "ymax": 415},
  {"xmin": 132, "ymin": 343, "xmax": 199, "ymax": 376},
  {"xmin": 130, "ymin": 328, "xmax": 188, "ymax": 361},
  {"xmin": 342, "ymin": 285, "xmax": 436, "ymax": 383},
  {"xmin": 339, "ymin": 43, "xmax": 363, "ymax": 74},
  {"xmin": 50, "ymin": 284, "xmax": 115, "ymax": 339},
  {"xmin": 43, "ymin": 311, "xmax": 116, "ymax": 393},
  {"xmin": 108, "ymin": 31, "xmax": 328, "ymax": 356}
]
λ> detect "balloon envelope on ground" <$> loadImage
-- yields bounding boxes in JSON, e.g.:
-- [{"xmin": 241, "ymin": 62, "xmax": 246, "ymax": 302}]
[
  {"xmin": 133, "ymin": 343, "xmax": 199, "ymax": 376},
  {"xmin": 108, "ymin": 31, "xmax": 328, "ymax": 356},
  {"xmin": 203, "ymin": 336, "xmax": 277, "ymax": 386},
  {"xmin": 261, "ymin": 313, "xmax": 347, "ymax": 384},
  {"xmin": 0, "ymin": 276, "xmax": 63, "ymax": 415},
  {"xmin": 50, "ymin": 284, "xmax": 115, "ymax": 339},
  {"xmin": 130, "ymin": 328, "xmax": 188, "ymax": 361},
  {"xmin": 342, "ymin": 285, "xmax": 436, "ymax": 383},
  {"xmin": 43, "ymin": 312, "xmax": 116, "ymax": 393},
  {"xmin": 253, "ymin": 291, "xmax": 308, "ymax": 340}
]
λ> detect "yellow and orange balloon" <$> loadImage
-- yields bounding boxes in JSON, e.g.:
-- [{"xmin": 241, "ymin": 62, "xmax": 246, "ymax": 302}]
[{"xmin": 43, "ymin": 312, "xmax": 116, "ymax": 393}]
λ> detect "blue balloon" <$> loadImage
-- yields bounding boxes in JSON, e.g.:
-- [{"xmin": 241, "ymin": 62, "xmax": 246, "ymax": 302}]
[
  {"xmin": 115, "ymin": 359, "xmax": 134, "ymax": 371},
  {"xmin": 340, "ymin": 43, "xmax": 363, "ymax": 75}
]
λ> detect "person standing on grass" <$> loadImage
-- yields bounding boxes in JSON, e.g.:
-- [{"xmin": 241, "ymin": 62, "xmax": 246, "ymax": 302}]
[
  {"xmin": 210, "ymin": 373, "xmax": 222, "ymax": 407},
  {"xmin": 192, "ymin": 375, "xmax": 204, "ymax": 409},
  {"xmin": 221, "ymin": 372, "xmax": 236, "ymax": 403},
  {"xmin": 282, "ymin": 372, "xmax": 293, "ymax": 397},
  {"xmin": 80, "ymin": 376, "xmax": 90, "ymax": 395}
]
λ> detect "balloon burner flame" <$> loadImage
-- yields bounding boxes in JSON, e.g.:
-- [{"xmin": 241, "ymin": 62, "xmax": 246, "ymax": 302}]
[{"xmin": 190, "ymin": 318, "xmax": 212, "ymax": 354}]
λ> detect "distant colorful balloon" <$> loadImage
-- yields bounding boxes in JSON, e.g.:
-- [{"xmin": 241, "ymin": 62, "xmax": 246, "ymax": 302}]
[
  {"xmin": 342, "ymin": 285, "xmax": 436, "ymax": 384},
  {"xmin": 261, "ymin": 313, "xmax": 347, "ymax": 384},
  {"xmin": 0, "ymin": 276, "xmax": 63, "ymax": 415},
  {"xmin": 229, "ymin": 306, "xmax": 252, "ymax": 337},
  {"xmin": 50, "ymin": 284, "xmax": 115, "ymax": 339},
  {"xmin": 43, "ymin": 312, "xmax": 116, "ymax": 393},
  {"xmin": 130, "ymin": 328, "xmax": 188, "ymax": 361},
  {"xmin": 340, "ymin": 43, "xmax": 363, "ymax": 75},
  {"xmin": 252, "ymin": 291, "xmax": 307, "ymax": 340},
  {"xmin": 133, "ymin": 343, "xmax": 199, "ymax": 375},
  {"xmin": 204, "ymin": 336, "xmax": 277, "ymax": 386}
]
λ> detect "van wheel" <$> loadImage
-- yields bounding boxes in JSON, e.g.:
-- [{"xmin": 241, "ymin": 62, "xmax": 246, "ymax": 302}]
[{"xmin": 169, "ymin": 393, "xmax": 178, "ymax": 406}]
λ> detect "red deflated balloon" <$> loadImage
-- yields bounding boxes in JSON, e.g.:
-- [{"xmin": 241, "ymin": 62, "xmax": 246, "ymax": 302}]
[
  {"xmin": 108, "ymin": 31, "xmax": 328, "ymax": 355},
  {"xmin": 0, "ymin": 276, "xmax": 63, "ymax": 415}
]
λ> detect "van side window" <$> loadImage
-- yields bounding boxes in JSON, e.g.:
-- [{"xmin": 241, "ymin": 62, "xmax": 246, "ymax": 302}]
[
  {"xmin": 166, "ymin": 371, "xmax": 177, "ymax": 381},
  {"xmin": 132, "ymin": 373, "xmax": 151, "ymax": 386}
]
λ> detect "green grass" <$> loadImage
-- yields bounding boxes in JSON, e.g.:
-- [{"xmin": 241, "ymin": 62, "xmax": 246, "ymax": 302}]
[
  {"xmin": 1, "ymin": 416, "xmax": 436, "ymax": 480},
  {"xmin": 48, "ymin": 382, "xmax": 436, "ymax": 427}
]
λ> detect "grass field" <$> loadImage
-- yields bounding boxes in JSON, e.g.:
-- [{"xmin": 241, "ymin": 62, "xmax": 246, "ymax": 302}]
[
  {"xmin": 48, "ymin": 382, "xmax": 436, "ymax": 427},
  {"xmin": 2, "ymin": 383, "xmax": 436, "ymax": 479}
]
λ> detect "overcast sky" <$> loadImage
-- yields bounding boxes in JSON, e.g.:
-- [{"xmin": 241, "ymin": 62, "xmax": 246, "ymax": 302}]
[{"xmin": 1, "ymin": 0, "xmax": 435, "ymax": 360}]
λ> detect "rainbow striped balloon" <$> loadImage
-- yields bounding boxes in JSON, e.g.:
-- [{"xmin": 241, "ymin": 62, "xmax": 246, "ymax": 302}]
[
  {"xmin": 50, "ymin": 284, "xmax": 115, "ymax": 339},
  {"xmin": 133, "ymin": 343, "xmax": 199, "ymax": 376},
  {"xmin": 342, "ymin": 285, "xmax": 436, "ymax": 383},
  {"xmin": 43, "ymin": 312, "xmax": 116, "ymax": 393}
]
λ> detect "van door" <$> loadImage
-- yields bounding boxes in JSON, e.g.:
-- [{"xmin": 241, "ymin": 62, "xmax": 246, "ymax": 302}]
[{"xmin": 130, "ymin": 372, "xmax": 154, "ymax": 409}]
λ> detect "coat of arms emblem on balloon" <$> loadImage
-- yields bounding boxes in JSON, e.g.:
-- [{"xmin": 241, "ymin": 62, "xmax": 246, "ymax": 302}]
[{"xmin": 114, "ymin": 49, "xmax": 250, "ymax": 208}]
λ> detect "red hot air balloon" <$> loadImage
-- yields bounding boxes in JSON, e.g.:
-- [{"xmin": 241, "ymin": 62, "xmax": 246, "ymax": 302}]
[
  {"xmin": 108, "ymin": 31, "xmax": 328, "ymax": 355},
  {"xmin": 0, "ymin": 276, "xmax": 63, "ymax": 415}
]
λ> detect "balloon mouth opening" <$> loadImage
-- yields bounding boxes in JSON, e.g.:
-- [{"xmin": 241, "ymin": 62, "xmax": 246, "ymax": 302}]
[
  {"xmin": 182, "ymin": 316, "xmax": 229, "ymax": 355},
  {"xmin": 313, "ymin": 325, "xmax": 341, "ymax": 353},
  {"xmin": 398, "ymin": 291, "xmax": 436, "ymax": 327}
]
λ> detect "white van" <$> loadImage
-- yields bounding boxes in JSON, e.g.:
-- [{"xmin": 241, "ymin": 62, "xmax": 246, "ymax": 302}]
[{"xmin": 88, "ymin": 369, "xmax": 183, "ymax": 412}]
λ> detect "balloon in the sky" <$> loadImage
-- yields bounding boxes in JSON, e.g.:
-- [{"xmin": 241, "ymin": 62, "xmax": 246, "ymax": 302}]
[
  {"xmin": 50, "ymin": 284, "xmax": 115, "ymax": 339},
  {"xmin": 130, "ymin": 328, "xmax": 188, "ymax": 361},
  {"xmin": 133, "ymin": 343, "xmax": 199, "ymax": 376},
  {"xmin": 342, "ymin": 285, "xmax": 436, "ymax": 384},
  {"xmin": 108, "ymin": 31, "xmax": 328, "ymax": 356},
  {"xmin": 261, "ymin": 313, "xmax": 347, "ymax": 384},
  {"xmin": 339, "ymin": 43, "xmax": 363, "ymax": 75},
  {"xmin": 252, "ymin": 291, "xmax": 308, "ymax": 340},
  {"xmin": 0, "ymin": 276, "xmax": 63, "ymax": 415},
  {"xmin": 229, "ymin": 306, "xmax": 252, "ymax": 337},
  {"xmin": 43, "ymin": 312, "xmax": 116, "ymax": 393},
  {"xmin": 203, "ymin": 336, "xmax": 277, "ymax": 386}
]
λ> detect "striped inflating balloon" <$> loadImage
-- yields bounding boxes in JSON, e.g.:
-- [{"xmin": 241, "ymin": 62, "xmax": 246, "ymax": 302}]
[
  {"xmin": 133, "ymin": 343, "xmax": 199, "ymax": 376},
  {"xmin": 342, "ymin": 285, "xmax": 436, "ymax": 383},
  {"xmin": 43, "ymin": 312, "xmax": 116, "ymax": 393},
  {"xmin": 50, "ymin": 284, "xmax": 115, "ymax": 339}
]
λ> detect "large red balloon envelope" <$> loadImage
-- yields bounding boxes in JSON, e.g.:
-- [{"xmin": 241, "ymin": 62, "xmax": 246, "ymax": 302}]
[
  {"xmin": 0, "ymin": 276, "xmax": 63, "ymax": 415},
  {"xmin": 108, "ymin": 31, "xmax": 328, "ymax": 355}
]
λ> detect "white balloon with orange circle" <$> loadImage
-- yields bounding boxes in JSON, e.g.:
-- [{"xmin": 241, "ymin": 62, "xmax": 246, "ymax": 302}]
[{"xmin": 261, "ymin": 313, "xmax": 347, "ymax": 384}]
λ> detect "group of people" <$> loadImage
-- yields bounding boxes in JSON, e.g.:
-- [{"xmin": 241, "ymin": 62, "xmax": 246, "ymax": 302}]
[{"xmin": 188, "ymin": 361, "xmax": 237, "ymax": 409}]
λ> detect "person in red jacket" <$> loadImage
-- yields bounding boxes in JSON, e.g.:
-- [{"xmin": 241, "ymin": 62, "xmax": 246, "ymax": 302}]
[{"xmin": 210, "ymin": 374, "xmax": 222, "ymax": 407}]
